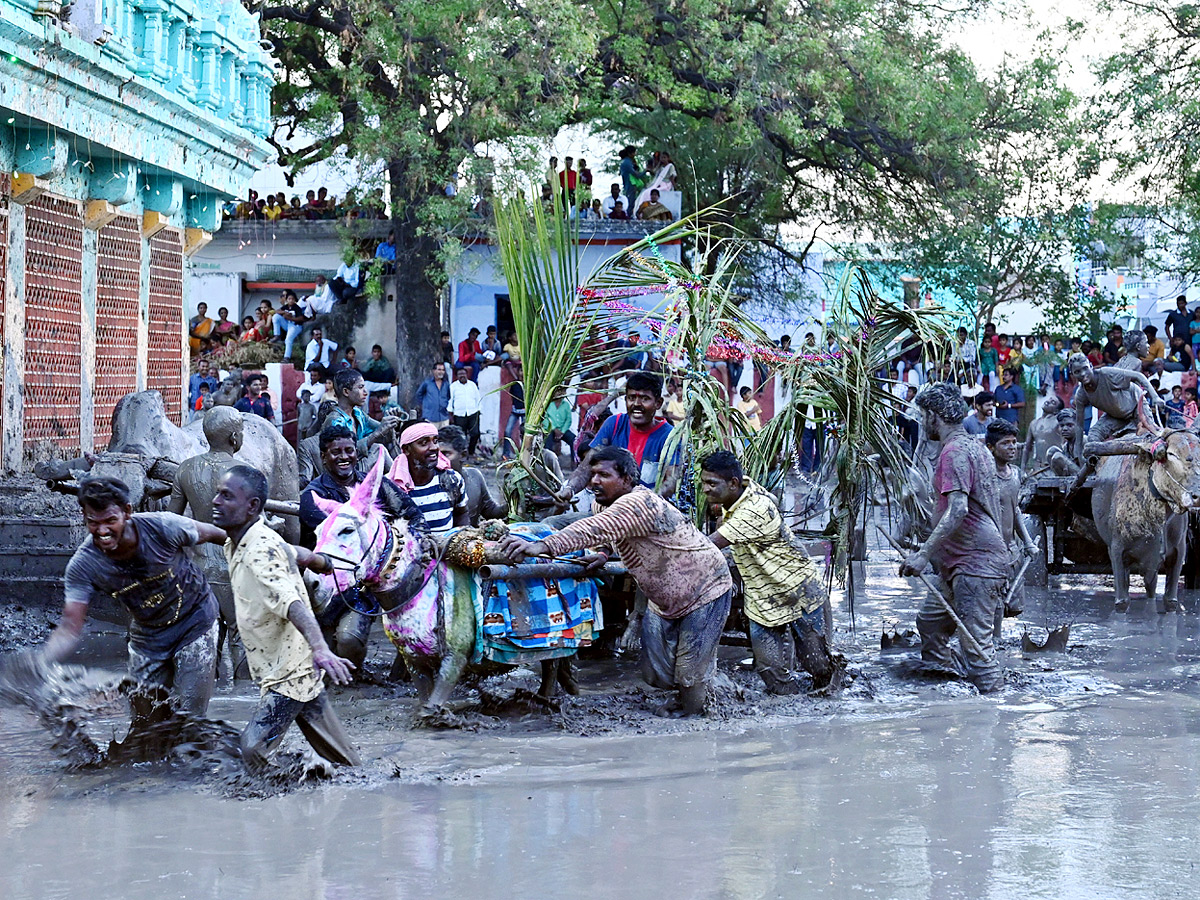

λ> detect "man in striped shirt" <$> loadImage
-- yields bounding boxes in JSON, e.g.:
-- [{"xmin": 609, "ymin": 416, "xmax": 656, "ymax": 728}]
[
  {"xmin": 497, "ymin": 446, "xmax": 732, "ymax": 717},
  {"xmin": 389, "ymin": 423, "xmax": 468, "ymax": 534},
  {"xmin": 700, "ymin": 451, "xmax": 841, "ymax": 694}
]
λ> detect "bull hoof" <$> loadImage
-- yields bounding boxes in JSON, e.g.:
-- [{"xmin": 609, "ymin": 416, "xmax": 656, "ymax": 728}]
[
  {"xmin": 1114, "ymin": 599, "xmax": 1129, "ymax": 614},
  {"xmin": 1162, "ymin": 599, "xmax": 1184, "ymax": 614}
]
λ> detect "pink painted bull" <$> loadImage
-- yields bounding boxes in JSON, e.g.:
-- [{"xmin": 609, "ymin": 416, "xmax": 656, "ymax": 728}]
[{"xmin": 310, "ymin": 456, "xmax": 580, "ymax": 723}]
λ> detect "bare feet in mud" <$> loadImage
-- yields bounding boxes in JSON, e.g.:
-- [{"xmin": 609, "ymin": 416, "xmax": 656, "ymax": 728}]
[{"xmin": 654, "ymin": 685, "xmax": 706, "ymax": 718}]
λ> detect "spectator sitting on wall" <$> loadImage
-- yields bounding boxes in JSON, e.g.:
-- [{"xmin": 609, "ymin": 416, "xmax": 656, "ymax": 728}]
[
  {"xmin": 331, "ymin": 252, "xmax": 361, "ymax": 304},
  {"xmin": 236, "ymin": 189, "xmax": 258, "ymax": 219},
  {"xmin": 235, "ymin": 374, "xmax": 275, "ymax": 421},
  {"xmin": 272, "ymin": 290, "xmax": 310, "ymax": 357},
  {"xmin": 440, "ymin": 330, "xmax": 455, "ymax": 366},
  {"xmin": 480, "ymin": 325, "xmax": 503, "ymax": 366},
  {"xmin": 238, "ymin": 315, "xmax": 261, "ymax": 342},
  {"xmin": 636, "ymin": 189, "xmax": 673, "ymax": 222},
  {"xmin": 1165, "ymin": 334, "xmax": 1194, "ymax": 372},
  {"xmin": 608, "ymin": 200, "xmax": 629, "ymax": 221},
  {"xmin": 375, "ymin": 230, "xmax": 397, "ymax": 269},
  {"xmin": 362, "ymin": 345, "xmax": 396, "ymax": 385},
  {"xmin": 304, "ymin": 327, "xmax": 339, "ymax": 370},
  {"xmin": 301, "ymin": 275, "xmax": 336, "ymax": 318},
  {"xmin": 339, "ymin": 347, "xmax": 360, "ymax": 371},
  {"xmin": 285, "ymin": 196, "xmax": 303, "ymax": 218}
]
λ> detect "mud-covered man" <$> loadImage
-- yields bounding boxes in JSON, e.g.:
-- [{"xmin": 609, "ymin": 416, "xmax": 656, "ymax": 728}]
[
  {"xmin": 1021, "ymin": 393, "xmax": 1065, "ymax": 470},
  {"xmin": 901, "ymin": 382, "xmax": 1008, "ymax": 693},
  {"xmin": 986, "ymin": 420, "xmax": 1037, "ymax": 620},
  {"xmin": 699, "ymin": 451, "xmax": 842, "ymax": 695},
  {"xmin": 42, "ymin": 475, "xmax": 228, "ymax": 714},
  {"xmin": 1068, "ymin": 352, "xmax": 1164, "ymax": 456},
  {"xmin": 213, "ymin": 465, "xmax": 360, "ymax": 773},
  {"xmin": 498, "ymin": 446, "xmax": 732, "ymax": 717}
]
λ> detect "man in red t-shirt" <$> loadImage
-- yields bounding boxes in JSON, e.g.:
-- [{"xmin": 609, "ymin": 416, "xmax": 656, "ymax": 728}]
[
  {"xmin": 556, "ymin": 371, "xmax": 679, "ymax": 501},
  {"xmin": 456, "ymin": 328, "xmax": 482, "ymax": 381}
]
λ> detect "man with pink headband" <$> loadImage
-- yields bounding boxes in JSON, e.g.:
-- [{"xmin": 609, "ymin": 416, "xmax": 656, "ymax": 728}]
[{"xmin": 389, "ymin": 423, "xmax": 468, "ymax": 534}]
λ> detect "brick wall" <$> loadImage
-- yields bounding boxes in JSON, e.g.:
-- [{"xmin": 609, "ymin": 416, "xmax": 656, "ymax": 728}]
[
  {"xmin": 94, "ymin": 215, "xmax": 141, "ymax": 448},
  {"xmin": 23, "ymin": 195, "xmax": 84, "ymax": 461},
  {"xmin": 147, "ymin": 229, "xmax": 185, "ymax": 424}
]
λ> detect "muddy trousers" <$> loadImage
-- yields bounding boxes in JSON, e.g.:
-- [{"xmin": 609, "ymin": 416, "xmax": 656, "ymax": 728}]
[
  {"xmin": 641, "ymin": 589, "xmax": 732, "ymax": 691},
  {"xmin": 749, "ymin": 605, "xmax": 836, "ymax": 695},
  {"xmin": 916, "ymin": 574, "xmax": 1005, "ymax": 693},
  {"xmin": 240, "ymin": 688, "xmax": 361, "ymax": 773},
  {"xmin": 126, "ymin": 620, "xmax": 218, "ymax": 717}
]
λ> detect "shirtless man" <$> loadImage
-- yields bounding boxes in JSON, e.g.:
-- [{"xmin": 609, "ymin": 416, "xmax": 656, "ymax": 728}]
[
  {"xmin": 1021, "ymin": 394, "xmax": 1065, "ymax": 470},
  {"xmin": 1046, "ymin": 409, "xmax": 1081, "ymax": 476},
  {"xmin": 168, "ymin": 406, "xmax": 249, "ymax": 679},
  {"xmin": 1068, "ymin": 352, "xmax": 1164, "ymax": 458},
  {"xmin": 987, "ymin": 420, "xmax": 1037, "ymax": 620}
]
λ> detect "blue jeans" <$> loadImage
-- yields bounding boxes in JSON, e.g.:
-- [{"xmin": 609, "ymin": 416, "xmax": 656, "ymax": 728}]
[
  {"xmin": 801, "ymin": 426, "xmax": 820, "ymax": 472},
  {"xmin": 273, "ymin": 314, "xmax": 303, "ymax": 356}
]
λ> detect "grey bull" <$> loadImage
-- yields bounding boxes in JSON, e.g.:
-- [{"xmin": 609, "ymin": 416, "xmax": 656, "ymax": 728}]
[{"xmin": 1090, "ymin": 429, "xmax": 1200, "ymax": 613}]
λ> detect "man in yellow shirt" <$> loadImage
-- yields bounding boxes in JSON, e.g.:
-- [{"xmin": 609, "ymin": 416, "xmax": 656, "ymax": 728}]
[
  {"xmin": 700, "ymin": 451, "xmax": 842, "ymax": 694},
  {"xmin": 213, "ymin": 465, "xmax": 360, "ymax": 773}
]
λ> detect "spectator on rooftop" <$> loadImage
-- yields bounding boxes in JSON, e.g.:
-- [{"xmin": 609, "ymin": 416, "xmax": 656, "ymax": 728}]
[
  {"xmin": 286, "ymin": 196, "xmax": 303, "ymax": 218},
  {"xmin": 440, "ymin": 330, "xmax": 455, "ymax": 367},
  {"xmin": 236, "ymin": 189, "xmax": 258, "ymax": 219},
  {"xmin": 304, "ymin": 189, "xmax": 319, "ymax": 219},
  {"xmin": 618, "ymin": 146, "xmax": 647, "ymax": 208},
  {"xmin": 637, "ymin": 189, "xmax": 673, "ymax": 223},
  {"xmin": 601, "ymin": 183, "xmax": 624, "ymax": 217}
]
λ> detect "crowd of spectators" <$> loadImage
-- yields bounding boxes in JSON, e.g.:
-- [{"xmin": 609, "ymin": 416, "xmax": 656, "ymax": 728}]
[
  {"xmin": 540, "ymin": 147, "xmax": 678, "ymax": 223},
  {"xmin": 224, "ymin": 187, "xmax": 388, "ymax": 222}
]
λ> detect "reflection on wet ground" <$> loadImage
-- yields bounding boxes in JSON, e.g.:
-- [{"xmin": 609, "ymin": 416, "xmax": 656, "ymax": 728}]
[{"xmin": 6, "ymin": 523, "xmax": 1200, "ymax": 899}]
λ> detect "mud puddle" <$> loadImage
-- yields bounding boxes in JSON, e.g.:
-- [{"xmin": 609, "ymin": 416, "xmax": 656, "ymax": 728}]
[{"xmin": 5, "ymin": 522, "xmax": 1200, "ymax": 899}]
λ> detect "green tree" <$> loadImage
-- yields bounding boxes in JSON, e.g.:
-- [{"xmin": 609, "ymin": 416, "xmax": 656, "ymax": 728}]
[
  {"xmin": 258, "ymin": 0, "xmax": 597, "ymax": 395},
  {"xmin": 894, "ymin": 54, "xmax": 1089, "ymax": 329}
]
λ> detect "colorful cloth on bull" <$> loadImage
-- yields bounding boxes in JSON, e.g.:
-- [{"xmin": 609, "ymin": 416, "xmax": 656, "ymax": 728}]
[{"xmin": 475, "ymin": 523, "xmax": 600, "ymax": 665}]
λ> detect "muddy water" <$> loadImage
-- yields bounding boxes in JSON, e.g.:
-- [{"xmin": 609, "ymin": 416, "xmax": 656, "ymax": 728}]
[{"xmin": 6, "ymin": 529, "xmax": 1200, "ymax": 899}]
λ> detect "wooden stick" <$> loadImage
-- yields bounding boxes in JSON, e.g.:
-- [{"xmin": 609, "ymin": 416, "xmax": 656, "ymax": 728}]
[
  {"xmin": 875, "ymin": 525, "xmax": 987, "ymax": 659},
  {"xmin": 1002, "ymin": 556, "xmax": 1032, "ymax": 609}
]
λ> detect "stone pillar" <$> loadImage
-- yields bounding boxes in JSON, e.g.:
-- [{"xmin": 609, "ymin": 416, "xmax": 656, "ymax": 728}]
[
  {"xmin": 179, "ymin": 25, "xmax": 197, "ymax": 100},
  {"xmin": 79, "ymin": 226, "xmax": 98, "ymax": 454},
  {"xmin": 195, "ymin": 32, "xmax": 219, "ymax": 110},
  {"xmin": 2, "ymin": 202, "xmax": 24, "ymax": 473}
]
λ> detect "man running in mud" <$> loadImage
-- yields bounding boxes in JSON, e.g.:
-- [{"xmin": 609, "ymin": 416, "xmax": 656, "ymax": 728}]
[
  {"xmin": 986, "ymin": 420, "xmax": 1037, "ymax": 621},
  {"xmin": 699, "ymin": 451, "xmax": 842, "ymax": 694},
  {"xmin": 213, "ymin": 465, "xmax": 360, "ymax": 773},
  {"xmin": 901, "ymin": 382, "xmax": 1008, "ymax": 693},
  {"xmin": 1069, "ymin": 352, "xmax": 1164, "ymax": 458},
  {"xmin": 498, "ymin": 446, "xmax": 733, "ymax": 717},
  {"xmin": 42, "ymin": 475, "xmax": 228, "ymax": 715}
]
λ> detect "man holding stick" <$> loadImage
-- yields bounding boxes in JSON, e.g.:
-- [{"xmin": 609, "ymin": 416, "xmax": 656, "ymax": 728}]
[{"xmin": 900, "ymin": 382, "xmax": 1008, "ymax": 693}]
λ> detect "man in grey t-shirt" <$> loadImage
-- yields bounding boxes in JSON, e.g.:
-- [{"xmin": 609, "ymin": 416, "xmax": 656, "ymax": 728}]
[{"xmin": 41, "ymin": 476, "xmax": 228, "ymax": 715}]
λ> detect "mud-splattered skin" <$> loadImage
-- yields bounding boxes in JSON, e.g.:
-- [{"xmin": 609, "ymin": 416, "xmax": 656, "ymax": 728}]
[{"xmin": 1092, "ymin": 430, "xmax": 1200, "ymax": 612}]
